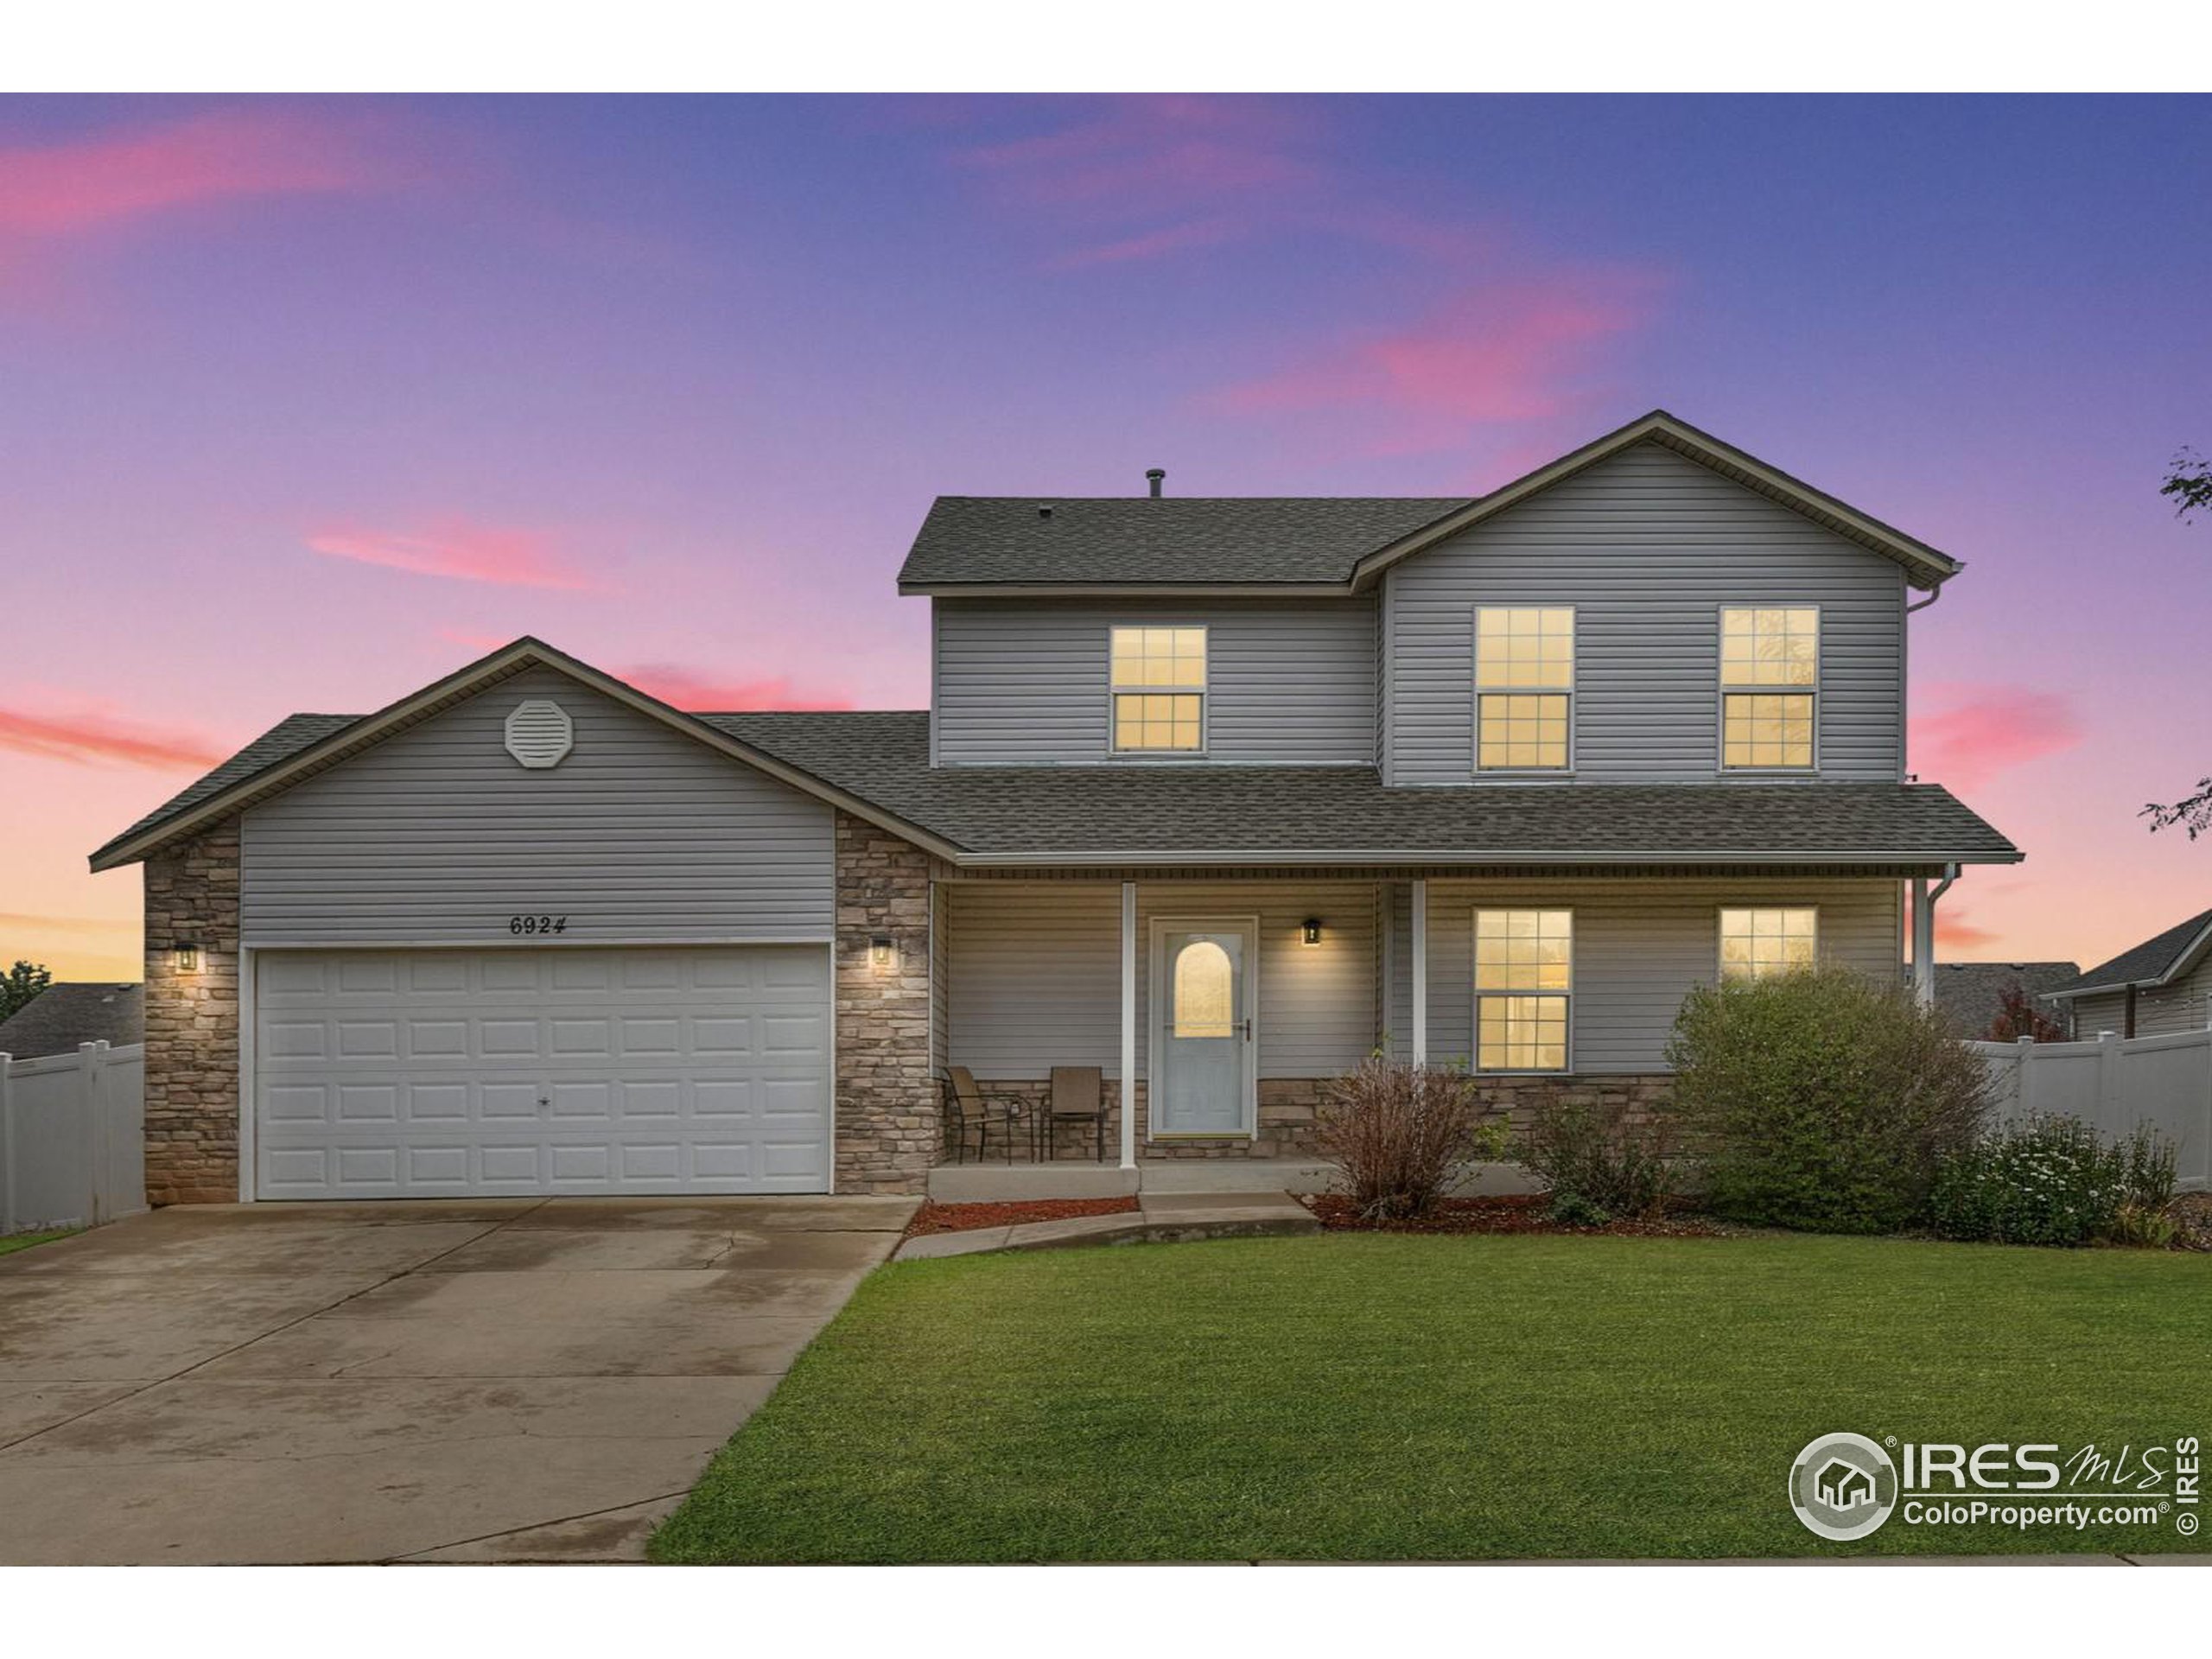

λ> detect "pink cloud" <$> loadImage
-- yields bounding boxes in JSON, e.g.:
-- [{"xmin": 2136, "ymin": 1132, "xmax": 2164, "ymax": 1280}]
[
  {"xmin": 0, "ymin": 707, "xmax": 226, "ymax": 771},
  {"xmin": 957, "ymin": 96, "xmax": 1322, "ymax": 210},
  {"xmin": 307, "ymin": 521, "xmax": 595, "ymax": 591},
  {"xmin": 1910, "ymin": 686, "xmax": 2083, "ymax": 792},
  {"xmin": 620, "ymin": 664, "xmax": 853, "ymax": 713},
  {"xmin": 1209, "ymin": 275, "xmax": 1659, "ymax": 454},
  {"xmin": 0, "ymin": 107, "xmax": 387, "ymax": 242},
  {"xmin": 1933, "ymin": 910, "xmax": 2000, "ymax": 951}
]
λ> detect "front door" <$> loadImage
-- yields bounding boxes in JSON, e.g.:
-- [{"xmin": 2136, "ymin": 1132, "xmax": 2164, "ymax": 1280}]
[{"xmin": 1151, "ymin": 919, "xmax": 1257, "ymax": 1137}]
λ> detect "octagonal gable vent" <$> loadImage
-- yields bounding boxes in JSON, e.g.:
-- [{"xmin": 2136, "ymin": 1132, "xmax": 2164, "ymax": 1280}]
[{"xmin": 504, "ymin": 699, "xmax": 574, "ymax": 769}]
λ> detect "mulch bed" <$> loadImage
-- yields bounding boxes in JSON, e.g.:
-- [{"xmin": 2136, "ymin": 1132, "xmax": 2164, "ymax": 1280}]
[
  {"xmin": 906, "ymin": 1197, "xmax": 1141, "ymax": 1237},
  {"xmin": 1301, "ymin": 1192, "xmax": 1738, "ymax": 1238},
  {"xmin": 2171, "ymin": 1192, "xmax": 2212, "ymax": 1253}
]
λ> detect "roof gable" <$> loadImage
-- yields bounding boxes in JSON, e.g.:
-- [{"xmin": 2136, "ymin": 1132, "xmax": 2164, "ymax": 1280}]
[
  {"xmin": 2056, "ymin": 906, "xmax": 2212, "ymax": 996},
  {"xmin": 87, "ymin": 639, "xmax": 959, "ymax": 872}
]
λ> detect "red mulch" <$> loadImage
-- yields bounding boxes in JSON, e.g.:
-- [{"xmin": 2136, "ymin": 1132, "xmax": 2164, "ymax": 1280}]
[
  {"xmin": 906, "ymin": 1197, "xmax": 1141, "ymax": 1236},
  {"xmin": 1300, "ymin": 1192, "xmax": 1737, "ymax": 1238}
]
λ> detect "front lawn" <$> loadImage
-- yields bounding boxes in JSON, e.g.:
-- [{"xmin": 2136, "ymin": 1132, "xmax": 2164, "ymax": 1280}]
[
  {"xmin": 0, "ymin": 1230, "xmax": 74, "ymax": 1259},
  {"xmin": 652, "ymin": 1233, "xmax": 2209, "ymax": 1563}
]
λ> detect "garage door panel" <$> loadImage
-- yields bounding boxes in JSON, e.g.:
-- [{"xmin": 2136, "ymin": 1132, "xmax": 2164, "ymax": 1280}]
[{"xmin": 254, "ymin": 946, "xmax": 832, "ymax": 1198}]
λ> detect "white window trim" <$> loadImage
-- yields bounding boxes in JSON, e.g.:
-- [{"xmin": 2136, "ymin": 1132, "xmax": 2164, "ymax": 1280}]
[
  {"xmin": 1107, "ymin": 623, "xmax": 1210, "ymax": 758},
  {"xmin": 1471, "ymin": 905, "xmax": 1575, "ymax": 1076},
  {"xmin": 1715, "ymin": 904, "xmax": 1821, "ymax": 982},
  {"xmin": 1472, "ymin": 604, "xmax": 1576, "ymax": 774},
  {"xmin": 1716, "ymin": 601, "xmax": 1821, "ymax": 774}
]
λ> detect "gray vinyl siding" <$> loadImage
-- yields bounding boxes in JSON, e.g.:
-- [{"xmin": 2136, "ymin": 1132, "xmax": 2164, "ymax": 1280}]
[
  {"xmin": 944, "ymin": 880, "xmax": 1379, "ymax": 1080},
  {"xmin": 2073, "ymin": 961, "xmax": 2212, "ymax": 1038},
  {"xmin": 1421, "ymin": 877, "xmax": 1904, "ymax": 1072},
  {"xmin": 241, "ymin": 666, "xmax": 834, "ymax": 944},
  {"xmin": 932, "ymin": 597, "xmax": 1376, "ymax": 766},
  {"xmin": 1386, "ymin": 442, "xmax": 1908, "ymax": 785}
]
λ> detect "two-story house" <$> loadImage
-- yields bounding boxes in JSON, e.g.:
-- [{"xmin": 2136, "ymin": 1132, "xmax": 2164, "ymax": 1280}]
[{"xmin": 91, "ymin": 411, "xmax": 2018, "ymax": 1204}]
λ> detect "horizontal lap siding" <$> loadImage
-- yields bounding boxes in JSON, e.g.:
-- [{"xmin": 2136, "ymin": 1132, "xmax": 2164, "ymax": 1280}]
[
  {"xmin": 1388, "ymin": 443, "xmax": 1906, "ymax": 785},
  {"xmin": 242, "ymin": 666, "xmax": 834, "ymax": 944},
  {"xmin": 944, "ymin": 881, "xmax": 1379, "ymax": 1079},
  {"xmin": 1421, "ymin": 877, "xmax": 1903, "ymax": 1072},
  {"xmin": 933, "ymin": 597, "xmax": 1376, "ymax": 765}
]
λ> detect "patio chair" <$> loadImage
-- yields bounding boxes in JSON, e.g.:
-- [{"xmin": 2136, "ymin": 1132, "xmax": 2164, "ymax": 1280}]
[
  {"xmin": 941, "ymin": 1066, "xmax": 1028, "ymax": 1165},
  {"xmin": 1041, "ymin": 1065, "xmax": 1108, "ymax": 1163}
]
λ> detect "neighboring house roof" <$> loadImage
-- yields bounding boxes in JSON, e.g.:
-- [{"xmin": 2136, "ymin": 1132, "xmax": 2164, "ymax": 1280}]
[
  {"xmin": 714, "ymin": 712, "xmax": 2016, "ymax": 867},
  {"xmin": 897, "ymin": 410, "xmax": 1964, "ymax": 594},
  {"xmin": 2051, "ymin": 906, "xmax": 2212, "ymax": 999},
  {"xmin": 1929, "ymin": 961, "xmax": 2081, "ymax": 1039},
  {"xmin": 89, "ymin": 644, "xmax": 2021, "ymax": 872},
  {"xmin": 0, "ymin": 982, "xmax": 144, "ymax": 1058}
]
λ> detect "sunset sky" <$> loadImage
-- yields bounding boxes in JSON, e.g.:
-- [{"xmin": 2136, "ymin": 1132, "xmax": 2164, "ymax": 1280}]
[{"xmin": 4, "ymin": 93, "xmax": 2209, "ymax": 982}]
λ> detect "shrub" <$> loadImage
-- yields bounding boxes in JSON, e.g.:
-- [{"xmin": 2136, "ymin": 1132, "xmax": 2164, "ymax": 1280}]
[
  {"xmin": 1662, "ymin": 965, "xmax": 1990, "ymax": 1234},
  {"xmin": 1513, "ymin": 1098, "xmax": 1675, "ymax": 1224},
  {"xmin": 1316, "ymin": 1058, "xmax": 1507, "ymax": 1222},
  {"xmin": 1930, "ymin": 1116, "xmax": 2180, "ymax": 1248}
]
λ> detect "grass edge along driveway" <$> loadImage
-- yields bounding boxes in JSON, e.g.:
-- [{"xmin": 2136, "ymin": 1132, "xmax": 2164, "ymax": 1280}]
[
  {"xmin": 652, "ymin": 1231, "xmax": 2209, "ymax": 1563},
  {"xmin": 0, "ymin": 1230, "xmax": 76, "ymax": 1259}
]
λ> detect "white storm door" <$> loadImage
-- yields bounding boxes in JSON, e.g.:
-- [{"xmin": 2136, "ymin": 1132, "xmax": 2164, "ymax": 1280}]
[{"xmin": 1149, "ymin": 918, "xmax": 1257, "ymax": 1137}]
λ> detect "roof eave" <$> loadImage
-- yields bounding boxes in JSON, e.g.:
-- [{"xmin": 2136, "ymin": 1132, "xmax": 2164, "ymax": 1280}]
[
  {"xmin": 899, "ymin": 580, "xmax": 1357, "ymax": 599},
  {"xmin": 949, "ymin": 847, "xmax": 2022, "ymax": 869}
]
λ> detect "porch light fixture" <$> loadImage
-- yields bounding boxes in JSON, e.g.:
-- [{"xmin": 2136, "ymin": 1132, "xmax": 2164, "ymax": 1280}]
[
  {"xmin": 171, "ymin": 941, "xmax": 204, "ymax": 973},
  {"xmin": 869, "ymin": 935, "xmax": 895, "ymax": 975},
  {"xmin": 1301, "ymin": 918, "xmax": 1323, "ymax": 947}
]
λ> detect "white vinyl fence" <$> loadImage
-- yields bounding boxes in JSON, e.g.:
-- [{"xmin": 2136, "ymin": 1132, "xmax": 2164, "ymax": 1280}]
[
  {"xmin": 0, "ymin": 1041, "xmax": 146, "ymax": 1234},
  {"xmin": 1970, "ymin": 1029, "xmax": 2212, "ymax": 1192}
]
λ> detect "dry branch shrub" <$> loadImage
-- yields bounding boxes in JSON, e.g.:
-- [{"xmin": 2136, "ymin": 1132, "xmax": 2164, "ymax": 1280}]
[{"xmin": 1316, "ymin": 1058, "xmax": 1504, "ymax": 1221}]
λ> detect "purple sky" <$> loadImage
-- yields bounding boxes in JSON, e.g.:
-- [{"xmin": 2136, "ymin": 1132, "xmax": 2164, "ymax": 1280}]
[{"xmin": 4, "ymin": 93, "xmax": 2209, "ymax": 980}]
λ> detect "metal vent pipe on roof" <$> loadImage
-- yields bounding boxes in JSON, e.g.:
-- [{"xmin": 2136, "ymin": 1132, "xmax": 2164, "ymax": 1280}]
[{"xmin": 1146, "ymin": 468, "xmax": 1165, "ymax": 499}]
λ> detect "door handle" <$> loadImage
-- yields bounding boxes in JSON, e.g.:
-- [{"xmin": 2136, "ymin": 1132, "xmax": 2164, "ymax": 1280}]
[{"xmin": 1241, "ymin": 1018, "xmax": 1253, "ymax": 1042}]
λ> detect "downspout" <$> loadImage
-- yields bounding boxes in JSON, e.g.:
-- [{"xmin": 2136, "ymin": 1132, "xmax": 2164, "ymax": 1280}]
[{"xmin": 1911, "ymin": 862, "xmax": 1960, "ymax": 1007}]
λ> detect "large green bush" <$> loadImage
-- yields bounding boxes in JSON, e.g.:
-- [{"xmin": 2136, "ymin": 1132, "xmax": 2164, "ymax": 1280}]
[{"xmin": 1662, "ymin": 965, "xmax": 1990, "ymax": 1233}]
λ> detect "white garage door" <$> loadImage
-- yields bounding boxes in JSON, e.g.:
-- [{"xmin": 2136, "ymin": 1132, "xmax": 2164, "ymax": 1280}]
[{"xmin": 252, "ymin": 946, "xmax": 832, "ymax": 1198}]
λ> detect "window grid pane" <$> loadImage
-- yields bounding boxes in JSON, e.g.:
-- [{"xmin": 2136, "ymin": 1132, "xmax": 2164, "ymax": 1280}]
[
  {"xmin": 1111, "ymin": 625, "xmax": 1206, "ymax": 690},
  {"xmin": 1475, "ymin": 909, "xmax": 1573, "ymax": 992},
  {"xmin": 1477, "ymin": 607, "xmax": 1574, "ymax": 690},
  {"xmin": 1720, "ymin": 607, "xmax": 1818, "ymax": 687},
  {"xmin": 1722, "ymin": 693, "xmax": 1814, "ymax": 768},
  {"xmin": 1477, "ymin": 995, "xmax": 1569, "ymax": 1071},
  {"xmin": 1113, "ymin": 691, "xmax": 1202, "ymax": 751},
  {"xmin": 1478, "ymin": 692, "xmax": 1569, "ymax": 770},
  {"xmin": 1719, "ymin": 907, "xmax": 1820, "ymax": 980}
]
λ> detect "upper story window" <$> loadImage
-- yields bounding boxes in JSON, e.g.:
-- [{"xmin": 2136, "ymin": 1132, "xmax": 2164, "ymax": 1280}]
[
  {"xmin": 1476, "ymin": 607, "xmax": 1573, "ymax": 771},
  {"xmin": 1474, "ymin": 907, "xmax": 1573, "ymax": 1072},
  {"xmin": 1110, "ymin": 626, "xmax": 1206, "ymax": 753},
  {"xmin": 1719, "ymin": 906, "xmax": 1819, "ymax": 980},
  {"xmin": 1720, "ymin": 607, "xmax": 1817, "ymax": 769}
]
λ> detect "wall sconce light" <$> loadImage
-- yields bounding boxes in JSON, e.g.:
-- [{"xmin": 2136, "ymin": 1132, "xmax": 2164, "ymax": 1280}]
[
  {"xmin": 1300, "ymin": 918, "xmax": 1323, "ymax": 947},
  {"xmin": 869, "ymin": 935, "xmax": 895, "ymax": 975},
  {"xmin": 172, "ymin": 941, "xmax": 204, "ymax": 973}
]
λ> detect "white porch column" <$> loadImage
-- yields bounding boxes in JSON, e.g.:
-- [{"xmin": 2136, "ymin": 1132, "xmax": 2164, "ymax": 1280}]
[
  {"xmin": 1911, "ymin": 865, "xmax": 1960, "ymax": 1009},
  {"xmin": 1119, "ymin": 880, "xmax": 1137, "ymax": 1169},
  {"xmin": 1411, "ymin": 878, "xmax": 1428, "ymax": 1065}
]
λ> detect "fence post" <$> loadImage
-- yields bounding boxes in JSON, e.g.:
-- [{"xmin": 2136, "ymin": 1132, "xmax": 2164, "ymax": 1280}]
[
  {"xmin": 2012, "ymin": 1033, "xmax": 2034, "ymax": 1125},
  {"xmin": 1, "ymin": 1052, "xmax": 14, "ymax": 1236},
  {"xmin": 2096, "ymin": 1029, "xmax": 2122, "ymax": 1139},
  {"xmin": 79, "ymin": 1042, "xmax": 111, "ymax": 1228}
]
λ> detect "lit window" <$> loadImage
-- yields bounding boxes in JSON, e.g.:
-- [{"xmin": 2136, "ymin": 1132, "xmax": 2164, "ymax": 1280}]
[
  {"xmin": 1475, "ymin": 908, "xmax": 1572, "ymax": 1071},
  {"xmin": 1477, "ymin": 607, "xmax": 1573, "ymax": 770},
  {"xmin": 1720, "ymin": 607, "xmax": 1816, "ymax": 769},
  {"xmin": 1719, "ymin": 907, "xmax": 1819, "ymax": 980},
  {"xmin": 1172, "ymin": 940, "xmax": 1234, "ymax": 1038},
  {"xmin": 1110, "ymin": 626, "xmax": 1205, "ymax": 752}
]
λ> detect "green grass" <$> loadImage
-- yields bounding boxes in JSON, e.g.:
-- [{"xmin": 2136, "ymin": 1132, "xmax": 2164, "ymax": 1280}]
[
  {"xmin": 0, "ymin": 1229, "xmax": 75, "ymax": 1258},
  {"xmin": 652, "ymin": 1233, "xmax": 2211, "ymax": 1563}
]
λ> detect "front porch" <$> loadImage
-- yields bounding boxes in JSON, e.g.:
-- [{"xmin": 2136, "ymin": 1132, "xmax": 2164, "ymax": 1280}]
[{"xmin": 924, "ymin": 869, "xmax": 1917, "ymax": 1178}]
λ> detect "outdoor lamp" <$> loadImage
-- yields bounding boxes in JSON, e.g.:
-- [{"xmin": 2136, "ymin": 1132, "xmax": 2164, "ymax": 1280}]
[
  {"xmin": 1301, "ymin": 918, "xmax": 1323, "ymax": 947},
  {"xmin": 172, "ymin": 942, "xmax": 204, "ymax": 973},
  {"xmin": 870, "ymin": 935, "xmax": 895, "ymax": 975}
]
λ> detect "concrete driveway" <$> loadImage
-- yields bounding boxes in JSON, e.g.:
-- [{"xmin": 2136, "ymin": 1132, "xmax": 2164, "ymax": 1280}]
[{"xmin": 0, "ymin": 1194, "xmax": 916, "ymax": 1564}]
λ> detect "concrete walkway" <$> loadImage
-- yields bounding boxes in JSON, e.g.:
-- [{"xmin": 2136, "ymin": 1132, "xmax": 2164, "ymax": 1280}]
[
  {"xmin": 897, "ymin": 1189, "xmax": 1318, "ymax": 1260},
  {"xmin": 0, "ymin": 1193, "xmax": 915, "ymax": 1565}
]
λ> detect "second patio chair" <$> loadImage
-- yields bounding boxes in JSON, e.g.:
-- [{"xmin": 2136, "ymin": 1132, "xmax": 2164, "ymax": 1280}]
[{"xmin": 1041, "ymin": 1065, "xmax": 1108, "ymax": 1162}]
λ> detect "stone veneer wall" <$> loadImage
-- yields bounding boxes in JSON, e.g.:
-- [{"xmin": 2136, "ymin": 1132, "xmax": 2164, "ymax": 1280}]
[
  {"xmin": 950, "ymin": 1072, "xmax": 1675, "ymax": 1164},
  {"xmin": 832, "ymin": 812, "xmax": 939, "ymax": 1193},
  {"xmin": 142, "ymin": 818, "xmax": 243, "ymax": 1205}
]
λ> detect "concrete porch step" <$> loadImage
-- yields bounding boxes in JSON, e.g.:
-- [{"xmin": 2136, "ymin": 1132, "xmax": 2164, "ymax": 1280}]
[{"xmin": 893, "ymin": 1190, "xmax": 1319, "ymax": 1262}]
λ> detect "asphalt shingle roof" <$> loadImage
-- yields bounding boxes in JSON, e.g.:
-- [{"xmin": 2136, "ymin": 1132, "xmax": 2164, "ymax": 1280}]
[
  {"xmin": 1928, "ymin": 962, "xmax": 2081, "ymax": 1040},
  {"xmin": 2063, "ymin": 906, "xmax": 2212, "ymax": 992},
  {"xmin": 0, "ymin": 983, "xmax": 144, "ymax": 1058},
  {"xmin": 897, "ymin": 496, "xmax": 1472, "ymax": 588},
  {"xmin": 96, "ymin": 708, "xmax": 2018, "ymax": 868}
]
